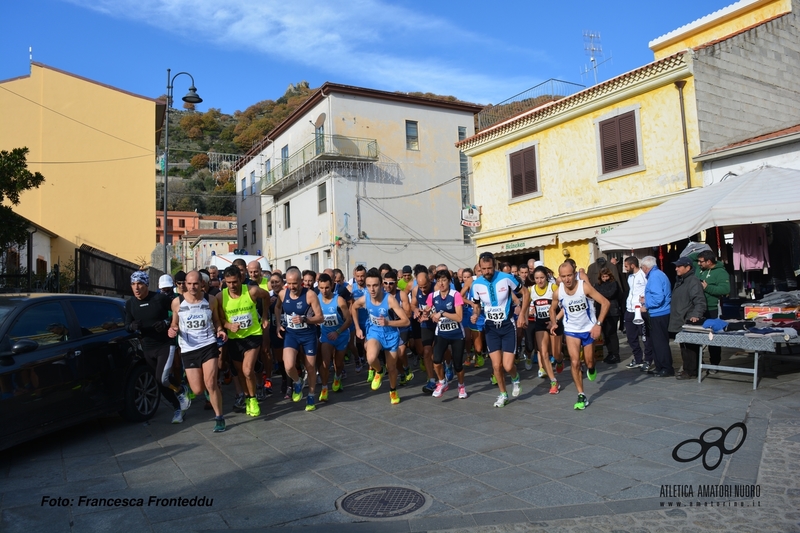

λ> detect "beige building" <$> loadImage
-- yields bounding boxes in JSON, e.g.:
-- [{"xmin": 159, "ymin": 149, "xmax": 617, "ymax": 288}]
[{"xmin": 0, "ymin": 62, "xmax": 164, "ymax": 268}]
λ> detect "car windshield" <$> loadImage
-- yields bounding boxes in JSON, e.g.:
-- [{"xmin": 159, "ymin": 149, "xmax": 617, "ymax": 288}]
[{"xmin": 0, "ymin": 301, "xmax": 21, "ymax": 329}]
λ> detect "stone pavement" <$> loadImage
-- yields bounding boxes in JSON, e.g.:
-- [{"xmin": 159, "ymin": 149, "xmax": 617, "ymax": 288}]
[{"xmin": 1, "ymin": 341, "xmax": 799, "ymax": 533}]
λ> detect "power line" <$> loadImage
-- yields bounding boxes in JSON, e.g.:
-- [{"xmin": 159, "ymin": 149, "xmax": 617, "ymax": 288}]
[
  {"xmin": 26, "ymin": 154, "xmax": 154, "ymax": 164},
  {"xmin": 0, "ymin": 85, "xmax": 154, "ymax": 153},
  {"xmin": 364, "ymin": 176, "xmax": 460, "ymax": 200}
]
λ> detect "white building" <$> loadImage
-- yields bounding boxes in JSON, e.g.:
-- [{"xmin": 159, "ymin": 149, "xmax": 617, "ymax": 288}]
[{"xmin": 235, "ymin": 83, "xmax": 483, "ymax": 273}]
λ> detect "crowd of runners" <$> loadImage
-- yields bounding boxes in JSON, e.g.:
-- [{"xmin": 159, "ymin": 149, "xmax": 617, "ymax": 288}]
[{"xmin": 125, "ymin": 252, "xmax": 613, "ymax": 433}]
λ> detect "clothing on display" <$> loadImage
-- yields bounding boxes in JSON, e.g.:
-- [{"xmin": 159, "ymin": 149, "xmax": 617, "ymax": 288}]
[{"xmin": 733, "ymin": 225, "xmax": 770, "ymax": 272}]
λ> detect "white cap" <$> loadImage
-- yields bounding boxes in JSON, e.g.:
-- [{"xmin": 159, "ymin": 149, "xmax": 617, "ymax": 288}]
[
  {"xmin": 158, "ymin": 274, "xmax": 174, "ymax": 289},
  {"xmin": 534, "ymin": 260, "xmax": 544, "ymax": 268}
]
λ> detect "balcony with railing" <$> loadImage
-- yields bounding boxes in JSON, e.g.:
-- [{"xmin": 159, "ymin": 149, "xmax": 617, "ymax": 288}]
[
  {"xmin": 476, "ymin": 79, "xmax": 585, "ymax": 131},
  {"xmin": 261, "ymin": 134, "xmax": 379, "ymax": 195}
]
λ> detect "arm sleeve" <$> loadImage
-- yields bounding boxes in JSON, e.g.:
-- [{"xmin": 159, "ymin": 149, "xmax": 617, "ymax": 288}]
[
  {"xmin": 453, "ymin": 292, "xmax": 464, "ymax": 306},
  {"xmin": 425, "ymin": 294, "xmax": 434, "ymax": 307},
  {"xmin": 124, "ymin": 299, "xmax": 134, "ymax": 328}
]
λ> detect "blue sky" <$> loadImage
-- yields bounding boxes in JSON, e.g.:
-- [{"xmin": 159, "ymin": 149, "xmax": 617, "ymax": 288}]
[{"xmin": 2, "ymin": 0, "xmax": 729, "ymax": 114}]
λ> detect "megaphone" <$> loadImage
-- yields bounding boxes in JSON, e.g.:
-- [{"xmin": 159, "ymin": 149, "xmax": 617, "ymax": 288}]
[{"xmin": 633, "ymin": 305, "xmax": 644, "ymax": 325}]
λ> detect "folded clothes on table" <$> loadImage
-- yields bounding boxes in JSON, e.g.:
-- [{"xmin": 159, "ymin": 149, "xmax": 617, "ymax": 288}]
[{"xmin": 702, "ymin": 318, "xmax": 729, "ymax": 332}]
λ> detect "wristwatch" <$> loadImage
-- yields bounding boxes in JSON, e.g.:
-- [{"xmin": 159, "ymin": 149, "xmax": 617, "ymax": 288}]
[{"xmin": 595, "ymin": 321, "xmax": 602, "ymax": 326}]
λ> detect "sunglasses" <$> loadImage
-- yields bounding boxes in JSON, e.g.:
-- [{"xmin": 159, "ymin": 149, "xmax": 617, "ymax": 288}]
[
  {"xmin": 383, "ymin": 281, "xmax": 396, "ymax": 285},
  {"xmin": 479, "ymin": 252, "xmax": 495, "ymax": 260}
]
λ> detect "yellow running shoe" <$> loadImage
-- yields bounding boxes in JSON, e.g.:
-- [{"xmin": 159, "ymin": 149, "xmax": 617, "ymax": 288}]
[
  {"xmin": 371, "ymin": 368, "xmax": 383, "ymax": 391},
  {"xmin": 332, "ymin": 377, "xmax": 342, "ymax": 392},
  {"xmin": 248, "ymin": 397, "xmax": 260, "ymax": 417},
  {"xmin": 390, "ymin": 390, "xmax": 400, "ymax": 405},
  {"xmin": 367, "ymin": 368, "xmax": 375, "ymax": 383},
  {"xmin": 475, "ymin": 354, "xmax": 485, "ymax": 368},
  {"xmin": 319, "ymin": 387, "xmax": 329, "ymax": 402}
]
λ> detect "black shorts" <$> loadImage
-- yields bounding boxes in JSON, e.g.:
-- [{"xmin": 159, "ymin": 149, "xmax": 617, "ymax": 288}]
[
  {"xmin": 420, "ymin": 327, "xmax": 435, "ymax": 347},
  {"xmin": 269, "ymin": 326, "xmax": 284, "ymax": 349},
  {"xmin": 228, "ymin": 335, "xmax": 263, "ymax": 362},
  {"xmin": 181, "ymin": 343, "xmax": 219, "ymax": 369},
  {"xmin": 409, "ymin": 318, "xmax": 421, "ymax": 340},
  {"xmin": 399, "ymin": 330, "xmax": 409, "ymax": 344}
]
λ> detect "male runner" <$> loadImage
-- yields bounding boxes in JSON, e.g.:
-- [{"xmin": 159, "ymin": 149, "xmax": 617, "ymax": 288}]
[
  {"xmin": 275, "ymin": 267, "xmax": 324, "ymax": 411},
  {"xmin": 348, "ymin": 265, "xmax": 368, "ymax": 373},
  {"xmin": 470, "ymin": 252, "xmax": 529, "ymax": 407},
  {"xmin": 411, "ymin": 267, "xmax": 437, "ymax": 393},
  {"xmin": 549, "ymin": 262, "xmax": 610, "ymax": 410},
  {"xmin": 352, "ymin": 268, "xmax": 410, "ymax": 405},
  {"xmin": 247, "ymin": 261, "xmax": 273, "ymax": 396},
  {"xmin": 317, "ymin": 273, "xmax": 352, "ymax": 398},
  {"xmin": 383, "ymin": 269, "xmax": 413, "ymax": 385},
  {"xmin": 167, "ymin": 271, "xmax": 227, "ymax": 432}
]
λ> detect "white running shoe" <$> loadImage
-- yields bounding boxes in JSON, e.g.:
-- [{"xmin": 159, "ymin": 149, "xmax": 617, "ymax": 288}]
[
  {"xmin": 458, "ymin": 384, "xmax": 468, "ymax": 399},
  {"xmin": 171, "ymin": 409, "xmax": 184, "ymax": 424},
  {"xmin": 177, "ymin": 387, "xmax": 191, "ymax": 411},
  {"xmin": 493, "ymin": 394, "xmax": 508, "ymax": 407},
  {"xmin": 512, "ymin": 379, "xmax": 521, "ymax": 398}
]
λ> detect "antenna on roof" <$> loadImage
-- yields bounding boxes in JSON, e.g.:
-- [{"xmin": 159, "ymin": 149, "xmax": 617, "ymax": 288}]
[
  {"xmin": 29, "ymin": 46, "xmax": 32, "ymax": 63},
  {"xmin": 580, "ymin": 31, "xmax": 612, "ymax": 85}
]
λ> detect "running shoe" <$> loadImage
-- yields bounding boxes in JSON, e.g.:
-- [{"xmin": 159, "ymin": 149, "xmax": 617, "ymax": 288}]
[
  {"xmin": 390, "ymin": 390, "xmax": 400, "ymax": 405},
  {"xmin": 355, "ymin": 358, "xmax": 363, "ymax": 373},
  {"xmin": 493, "ymin": 393, "xmax": 508, "ymax": 408},
  {"xmin": 574, "ymin": 393, "xmax": 589, "ymax": 410},
  {"xmin": 537, "ymin": 368, "xmax": 545, "ymax": 379},
  {"xmin": 432, "ymin": 381, "xmax": 449, "ymax": 398},
  {"xmin": 367, "ymin": 368, "xmax": 375, "ymax": 383},
  {"xmin": 511, "ymin": 377, "xmax": 521, "ymax": 397},
  {"xmin": 555, "ymin": 360, "xmax": 564, "ymax": 374},
  {"xmin": 626, "ymin": 361, "xmax": 643, "ymax": 369},
  {"xmin": 319, "ymin": 387, "xmax": 329, "ymax": 402},
  {"xmin": 204, "ymin": 390, "xmax": 212, "ymax": 410},
  {"xmin": 316, "ymin": 373, "xmax": 322, "ymax": 385},
  {"xmin": 475, "ymin": 354, "xmax": 485, "ymax": 368},
  {"xmin": 344, "ymin": 352, "xmax": 351, "ymax": 363},
  {"xmin": 490, "ymin": 374, "xmax": 497, "ymax": 386},
  {"xmin": 248, "ymin": 396, "xmax": 260, "ymax": 417},
  {"xmin": 176, "ymin": 388, "xmax": 191, "ymax": 412},
  {"xmin": 524, "ymin": 357, "xmax": 533, "ymax": 371},
  {"xmin": 458, "ymin": 384, "xmax": 468, "ymax": 399},
  {"xmin": 341, "ymin": 368, "xmax": 348, "ymax": 379},
  {"xmin": 332, "ymin": 376, "xmax": 343, "ymax": 392},
  {"xmin": 587, "ymin": 367, "xmax": 597, "ymax": 381},
  {"xmin": 404, "ymin": 367, "xmax": 414, "ymax": 385},
  {"xmin": 444, "ymin": 363, "xmax": 455, "ymax": 382},
  {"xmin": 463, "ymin": 354, "xmax": 474, "ymax": 367},
  {"xmin": 419, "ymin": 360, "xmax": 426, "ymax": 372},
  {"xmin": 549, "ymin": 380, "xmax": 561, "ymax": 394},
  {"xmin": 263, "ymin": 378, "xmax": 273, "ymax": 394},
  {"xmin": 305, "ymin": 395, "xmax": 316, "ymax": 412},
  {"xmin": 171, "ymin": 409, "xmax": 184, "ymax": 424},
  {"xmin": 256, "ymin": 385, "xmax": 268, "ymax": 402},
  {"xmin": 222, "ymin": 369, "xmax": 232, "ymax": 385},
  {"xmin": 292, "ymin": 380, "xmax": 303, "ymax": 402},
  {"xmin": 422, "ymin": 380, "xmax": 436, "ymax": 395},
  {"xmin": 233, "ymin": 393, "xmax": 246, "ymax": 412},
  {"xmin": 550, "ymin": 355, "xmax": 555, "ymax": 363},
  {"xmin": 213, "ymin": 417, "xmax": 226, "ymax": 432},
  {"xmin": 186, "ymin": 389, "xmax": 196, "ymax": 401},
  {"xmin": 371, "ymin": 368, "xmax": 383, "ymax": 391}
]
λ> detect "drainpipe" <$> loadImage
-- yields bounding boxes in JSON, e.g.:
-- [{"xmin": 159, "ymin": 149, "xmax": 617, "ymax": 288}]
[
  {"xmin": 674, "ymin": 80, "xmax": 692, "ymax": 190},
  {"xmin": 26, "ymin": 228, "xmax": 36, "ymax": 292}
]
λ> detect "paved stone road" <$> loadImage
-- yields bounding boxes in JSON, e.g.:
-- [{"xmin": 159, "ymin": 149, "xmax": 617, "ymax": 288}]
[{"xmin": 1, "ymin": 341, "xmax": 799, "ymax": 532}]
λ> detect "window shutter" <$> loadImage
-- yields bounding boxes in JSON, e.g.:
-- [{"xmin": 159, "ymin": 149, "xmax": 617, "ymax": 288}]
[
  {"xmin": 618, "ymin": 112, "xmax": 638, "ymax": 168},
  {"xmin": 510, "ymin": 152, "xmax": 524, "ymax": 197},
  {"xmin": 522, "ymin": 147, "xmax": 537, "ymax": 194},
  {"xmin": 601, "ymin": 120, "xmax": 619, "ymax": 173}
]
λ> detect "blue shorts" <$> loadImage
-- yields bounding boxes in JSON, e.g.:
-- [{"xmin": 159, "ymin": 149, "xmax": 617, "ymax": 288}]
[
  {"xmin": 565, "ymin": 330, "xmax": 594, "ymax": 347},
  {"xmin": 284, "ymin": 330, "xmax": 317, "ymax": 356},
  {"xmin": 484, "ymin": 320, "xmax": 516, "ymax": 354},
  {"xmin": 320, "ymin": 329, "xmax": 350, "ymax": 351},
  {"xmin": 463, "ymin": 309, "xmax": 484, "ymax": 332},
  {"xmin": 366, "ymin": 327, "xmax": 400, "ymax": 352}
]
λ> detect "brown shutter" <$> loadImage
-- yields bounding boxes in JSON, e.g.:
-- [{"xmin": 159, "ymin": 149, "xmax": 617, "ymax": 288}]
[
  {"xmin": 618, "ymin": 112, "xmax": 638, "ymax": 168},
  {"xmin": 600, "ymin": 120, "xmax": 619, "ymax": 173},
  {"xmin": 510, "ymin": 152, "xmax": 524, "ymax": 197},
  {"xmin": 523, "ymin": 147, "xmax": 537, "ymax": 194}
]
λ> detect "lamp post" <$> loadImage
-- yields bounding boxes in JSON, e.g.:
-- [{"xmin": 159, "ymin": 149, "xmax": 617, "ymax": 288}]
[{"xmin": 163, "ymin": 68, "xmax": 203, "ymax": 273}]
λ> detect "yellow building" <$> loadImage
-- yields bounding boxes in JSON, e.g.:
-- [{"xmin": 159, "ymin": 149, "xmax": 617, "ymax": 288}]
[
  {"xmin": 458, "ymin": 0, "xmax": 796, "ymax": 270},
  {"xmin": 0, "ymin": 62, "xmax": 164, "ymax": 268}
]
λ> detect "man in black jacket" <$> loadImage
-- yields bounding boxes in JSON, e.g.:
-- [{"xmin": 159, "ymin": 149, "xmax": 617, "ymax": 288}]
[{"xmin": 668, "ymin": 258, "xmax": 707, "ymax": 380}]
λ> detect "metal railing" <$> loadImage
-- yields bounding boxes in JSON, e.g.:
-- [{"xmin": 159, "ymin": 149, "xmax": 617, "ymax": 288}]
[
  {"xmin": 262, "ymin": 134, "xmax": 379, "ymax": 190},
  {"xmin": 476, "ymin": 79, "xmax": 585, "ymax": 131}
]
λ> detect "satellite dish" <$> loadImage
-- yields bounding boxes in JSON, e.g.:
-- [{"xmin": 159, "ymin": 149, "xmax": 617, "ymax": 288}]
[{"xmin": 314, "ymin": 113, "xmax": 326, "ymax": 128}]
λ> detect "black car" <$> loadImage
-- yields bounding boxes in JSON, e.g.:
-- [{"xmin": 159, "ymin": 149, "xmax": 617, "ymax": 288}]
[{"xmin": 0, "ymin": 294, "xmax": 160, "ymax": 450}]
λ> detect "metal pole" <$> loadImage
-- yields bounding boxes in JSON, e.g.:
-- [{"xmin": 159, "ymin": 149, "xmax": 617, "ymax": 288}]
[
  {"xmin": 674, "ymin": 80, "xmax": 692, "ymax": 190},
  {"xmin": 163, "ymin": 68, "xmax": 171, "ymax": 274}
]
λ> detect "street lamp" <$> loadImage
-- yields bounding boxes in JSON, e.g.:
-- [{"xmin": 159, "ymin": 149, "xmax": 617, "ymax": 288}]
[{"xmin": 162, "ymin": 68, "xmax": 203, "ymax": 273}]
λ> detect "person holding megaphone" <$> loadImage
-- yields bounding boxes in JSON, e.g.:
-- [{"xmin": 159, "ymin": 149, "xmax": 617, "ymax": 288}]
[{"xmin": 623, "ymin": 256, "xmax": 654, "ymax": 371}]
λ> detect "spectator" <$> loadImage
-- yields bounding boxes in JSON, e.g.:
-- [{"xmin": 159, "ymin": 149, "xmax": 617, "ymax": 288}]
[
  {"xmin": 640, "ymin": 256, "xmax": 673, "ymax": 377},
  {"xmin": 595, "ymin": 267, "xmax": 621, "ymax": 364},
  {"xmin": 669, "ymin": 257, "xmax": 707, "ymax": 380},
  {"xmin": 623, "ymin": 257, "xmax": 654, "ymax": 371},
  {"xmin": 695, "ymin": 250, "xmax": 730, "ymax": 373}
]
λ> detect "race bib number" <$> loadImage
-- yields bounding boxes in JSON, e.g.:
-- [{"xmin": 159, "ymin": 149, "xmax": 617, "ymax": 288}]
[
  {"xmin": 567, "ymin": 300, "xmax": 588, "ymax": 314},
  {"xmin": 286, "ymin": 314, "xmax": 308, "ymax": 330},
  {"xmin": 186, "ymin": 319, "xmax": 206, "ymax": 330},
  {"xmin": 484, "ymin": 306, "xmax": 506, "ymax": 322},
  {"xmin": 438, "ymin": 318, "xmax": 459, "ymax": 332},
  {"xmin": 369, "ymin": 315, "xmax": 384, "ymax": 326},
  {"xmin": 535, "ymin": 304, "xmax": 550, "ymax": 320},
  {"xmin": 231, "ymin": 314, "xmax": 252, "ymax": 329},
  {"xmin": 323, "ymin": 314, "xmax": 339, "ymax": 327}
]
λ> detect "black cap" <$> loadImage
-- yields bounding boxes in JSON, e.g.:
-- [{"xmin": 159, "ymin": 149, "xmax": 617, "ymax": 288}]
[
  {"xmin": 673, "ymin": 257, "xmax": 692, "ymax": 267},
  {"xmin": 402, "ymin": 265, "xmax": 412, "ymax": 274},
  {"xmin": 174, "ymin": 270, "xmax": 187, "ymax": 282}
]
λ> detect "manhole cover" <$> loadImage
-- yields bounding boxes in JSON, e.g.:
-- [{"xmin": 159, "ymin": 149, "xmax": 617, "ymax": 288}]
[{"xmin": 337, "ymin": 486, "xmax": 429, "ymax": 519}]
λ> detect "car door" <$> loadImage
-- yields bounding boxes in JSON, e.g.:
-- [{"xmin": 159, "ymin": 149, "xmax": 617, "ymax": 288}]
[
  {"xmin": 66, "ymin": 299, "xmax": 132, "ymax": 413},
  {"xmin": 0, "ymin": 301, "xmax": 82, "ymax": 444}
]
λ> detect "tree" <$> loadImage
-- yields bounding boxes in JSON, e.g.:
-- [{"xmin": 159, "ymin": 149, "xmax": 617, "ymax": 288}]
[
  {"xmin": 0, "ymin": 147, "xmax": 45, "ymax": 254},
  {"xmin": 190, "ymin": 153, "xmax": 209, "ymax": 169}
]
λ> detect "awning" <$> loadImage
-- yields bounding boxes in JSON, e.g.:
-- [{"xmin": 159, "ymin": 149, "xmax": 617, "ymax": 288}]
[
  {"xmin": 479, "ymin": 234, "xmax": 556, "ymax": 257},
  {"xmin": 559, "ymin": 224, "xmax": 619, "ymax": 244},
  {"xmin": 598, "ymin": 166, "xmax": 800, "ymax": 251}
]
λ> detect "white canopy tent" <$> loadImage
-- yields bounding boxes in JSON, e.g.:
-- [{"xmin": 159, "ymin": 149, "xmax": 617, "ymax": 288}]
[
  {"xmin": 598, "ymin": 166, "xmax": 800, "ymax": 251},
  {"xmin": 208, "ymin": 253, "xmax": 270, "ymax": 271}
]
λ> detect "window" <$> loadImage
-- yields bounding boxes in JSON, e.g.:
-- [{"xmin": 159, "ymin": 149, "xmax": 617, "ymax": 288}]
[
  {"xmin": 250, "ymin": 171, "xmax": 256, "ymax": 195},
  {"xmin": 315, "ymin": 124, "xmax": 324, "ymax": 155},
  {"xmin": 509, "ymin": 146, "xmax": 538, "ymax": 199},
  {"xmin": 8, "ymin": 302, "xmax": 70, "ymax": 346},
  {"xmin": 70, "ymin": 301, "xmax": 125, "ymax": 335},
  {"xmin": 594, "ymin": 106, "xmax": 645, "ymax": 181},
  {"xmin": 178, "ymin": 219, "xmax": 185, "ymax": 228},
  {"xmin": 310, "ymin": 252, "xmax": 319, "ymax": 273},
  {"xmin": 281, "ymin": 145, "xmax": 289, "ymax": 175},
  {"xmin": 156, "ymin": 219, "xmax": 161, "ymax": 227},
  {"xmin": 458, "ymin": 126, "xmax": 468, "ymax": 177},
  {"xmin": 406, "ymin": 121, "xmax": 419, "ymax": 150},
  {"xmin": 318, "ymin": 182, "xmax": 327, "ymax": 214},
  {"xmin": 241, "ymin": 177, "xmax": 247, "ymax": 199},
  {"xmin": 251, "ymin": 220, "xmax": 256, "ymax": 245},
  {"xmin": 242, "ymin": 225, "xmax": 247, "ymax": 247},
  {"xmin": 266, "ymin": 211, "xmax": 273, "ymax": 237},
  {"xmin": 284, "ymin": 259, "xmax": 292, "ymax": 271},
  {"xmin": 213, "ymin": 222, "xmax": 218, "ymax": 229},
  {"xmin": 167, "ymin": 219, "xmax": 173, "ymax": 228},
  {"xmin": 36, "ymin": 258, "xmax": 47, "ymax": 276},
  {"xmin": 265, "ymin": 158, "xmax": 271, "ymax": 176},
  {"xmin": 284, "ymin": 202, "xmax": 291, "ymax": 229}
]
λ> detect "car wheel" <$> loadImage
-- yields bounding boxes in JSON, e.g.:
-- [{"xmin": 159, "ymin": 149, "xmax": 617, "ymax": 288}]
[{"xmin": 121, "ymin": 364, "xmax": 160, "ymax": 422}]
